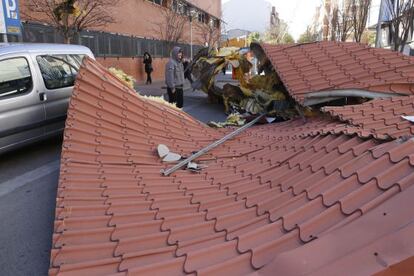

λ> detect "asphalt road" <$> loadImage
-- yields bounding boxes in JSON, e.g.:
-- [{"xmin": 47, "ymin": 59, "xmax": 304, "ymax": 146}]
[
  {"xmin": 0, "ymin": 88, "xmax": 227, "ymax": 276},
  {"xmin": 135, "ymin": 81, "xmax": 228, "ymax": 124},
  {"xmin": 0, "ymin": 137, "xmax": 62, "ymax": 276}
]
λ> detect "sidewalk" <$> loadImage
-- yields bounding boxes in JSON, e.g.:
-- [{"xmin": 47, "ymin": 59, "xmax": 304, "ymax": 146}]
[
  {"xmin": 135, "ymin": 80, "xmax": 227, "ymax": 123},
  {"xmin": 134, "ymin": 71, "xmax": 235, "ymax": 96},
  {"xmin": 135, "ymin": 81, "xmax": 192, "ymax": 97}
]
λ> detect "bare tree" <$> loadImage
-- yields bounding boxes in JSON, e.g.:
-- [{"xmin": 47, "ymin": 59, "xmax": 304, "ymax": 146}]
[
  {"xmin": 298, "ymin": 26, "xmax": 319, "ymax": 43},
  {"xmin": 322, "ymin": 0, "xmax": 331, "ymax": 40},
  {"xmin": 385, "ymin": 0, "xmax": 414, "ymax": 52},
  {"xmin": 153, "ymin": 2, "xmax": 187, "ymax": 52},
  {"xmin": 22, "ymin": 0, "xmax": 119, "ymax": 44},
  {"xmin": 330, "ymin": 6, "xmax": 340, "ymax": 40},
  {"xmin": 334, "ymin": 1, "xmax": 354, "ymax": 42},
  {"xmin": 196, "ymin": 20, "xmax": 221, "ymax": 49},
  {"xmin": 265, "ymin": 19, "xmax": 294, "ymax": 44},
  {"xmin": 352, "ymin": 0, "xmax": 372, "ymax": 42},
  {"xmin": 194, "ymin": 2, "xmax": 222, "ymax": 49}
]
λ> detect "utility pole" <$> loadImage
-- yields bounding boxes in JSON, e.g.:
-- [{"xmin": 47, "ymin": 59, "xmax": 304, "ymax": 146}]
[
  {"xmin": 375, "ymin": 0, "xmax": 385, "ymax": 47},
  {"xmin": 189, "ymin": 9, "xmax": 194, "ymax": 59}
]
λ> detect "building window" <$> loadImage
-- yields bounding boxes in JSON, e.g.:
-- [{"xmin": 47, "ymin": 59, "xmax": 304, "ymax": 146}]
[
  {"xmin": 198, "ymin": 12, "xmax": 206, "ymax": 23},
  {"xmin": 214, "ymin": 19, "xmax": 220, "ymax": 29},
  {"xmin": 147, "ymin": 0, "xmax": 163, "ymax": 6},
  {"xmin": 172, "ymin": 0, "xmax": 188, "ymax": 15}
]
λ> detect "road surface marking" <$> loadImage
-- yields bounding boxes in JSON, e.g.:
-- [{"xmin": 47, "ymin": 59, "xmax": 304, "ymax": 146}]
[{"xmin": 0, "ymin": 160, "xmax": 60, "ymax": 197}]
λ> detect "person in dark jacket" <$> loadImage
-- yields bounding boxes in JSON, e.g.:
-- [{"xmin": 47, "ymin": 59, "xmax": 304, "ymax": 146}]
[
  {"xmin": 143, "ymin": 52, "xmax": 153, "ymax": 84},
  {"xmin": 165, "ymin": 46, "xmax": 185, "ymax": 108},
  {"xmin": 182, "ymin": 58, "xmax": 193, "ymax": 84}
]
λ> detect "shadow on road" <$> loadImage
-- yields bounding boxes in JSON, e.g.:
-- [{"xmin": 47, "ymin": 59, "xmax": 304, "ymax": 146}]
[{"xmin": 0, "ymin": 136, "xmax": 62, "ymax": 276}]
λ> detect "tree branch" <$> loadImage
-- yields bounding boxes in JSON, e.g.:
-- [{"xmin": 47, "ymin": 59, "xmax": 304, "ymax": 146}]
[{"xmin": 22, "ymin": 0, "xmax": 119, "ymax": 43}]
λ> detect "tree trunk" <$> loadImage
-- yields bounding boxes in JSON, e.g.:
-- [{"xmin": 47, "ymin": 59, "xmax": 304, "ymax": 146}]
[
  {"xmin": 64, "ymin": 36, "xmax": 71, "ymax": 44},
  {"xmin": 63, "ymin": 13, "xmax": 71, "ymax": 44}
]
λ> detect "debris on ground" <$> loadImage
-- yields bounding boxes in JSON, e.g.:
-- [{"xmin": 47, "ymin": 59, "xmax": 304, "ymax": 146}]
[
  {"xmin": 207, "ymin": 113, "xmax": 246, "ymax": 128},
  {"xmin": 141, "ymin": 95, "xmax": 179, "ymax": 110},
  {"xmin": 191, "ymin": 47, "xmax": 300, "ymax": 120},
  {"xmin": 191, "ymin": 47, "xmax": 241, "ymax": 94},
  {"xmin": 108, "ymin": 67, "xmax": 136, "ymax": 88},
  {"xmin": 207, "ymin": 112, "xmax": 292, "ymax": 128}
]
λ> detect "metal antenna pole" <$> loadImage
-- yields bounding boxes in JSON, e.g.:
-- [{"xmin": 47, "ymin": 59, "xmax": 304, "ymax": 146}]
[{"xmin": 162, "ymin": 114, "xmax": 265, "ymax": 176}]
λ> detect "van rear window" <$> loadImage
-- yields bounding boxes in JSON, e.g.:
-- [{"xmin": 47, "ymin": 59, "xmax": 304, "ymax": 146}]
[
  {"xmin": 0, "ymin": 57, "xmax": 32, "ymax": 98},
  {"xmin": 36, "ymin": 54, "xmax": 84, "ymax": 90}
]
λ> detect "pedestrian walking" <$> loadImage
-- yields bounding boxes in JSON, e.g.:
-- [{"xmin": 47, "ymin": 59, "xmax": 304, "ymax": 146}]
[
  {"xmin": 182, "ymin": 58, "xmax": 194, "ymax": 84},
  {"xmin": 165, "ymin": 46, "xmax": 185, "ymax": 108},
  {"xmin": 143, "ymin": 52, "xmax": 153, "ymax": 84}
]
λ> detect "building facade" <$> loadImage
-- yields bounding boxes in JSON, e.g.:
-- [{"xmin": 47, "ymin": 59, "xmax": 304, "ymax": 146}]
[
  {"xmin": 372, "ymin": 0, "xmax": 414, "ymax": 55},
  {"xmin": 17, "ymin": 0, "xmax": 222, "ymax": 82}
]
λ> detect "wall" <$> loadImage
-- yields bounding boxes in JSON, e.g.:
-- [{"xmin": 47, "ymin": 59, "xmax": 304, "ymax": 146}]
[
  {"xmin": 187, "ymin": 0, "xmax": 222, "ymax": 18},
  {"xmin": 19, "ymin": 0, "xmax": 220, "ymax": 45},
  {"xmin": 100, "ymin": 0, "xmax": 220, "ymax": 46},
  {"xmin": 97, "ymin": 57, "xmax": 169, "ymax": 83}
]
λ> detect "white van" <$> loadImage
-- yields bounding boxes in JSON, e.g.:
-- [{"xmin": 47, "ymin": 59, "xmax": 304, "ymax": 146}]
[{"xmin": 0, "ymin": 43, "xmax": 94, "ymax": 154}]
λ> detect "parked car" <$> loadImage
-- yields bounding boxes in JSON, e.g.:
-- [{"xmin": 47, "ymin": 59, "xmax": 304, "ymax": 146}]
[{"xmin": 0, "ymin": 43, "xmax": 94, "ymax": 154}]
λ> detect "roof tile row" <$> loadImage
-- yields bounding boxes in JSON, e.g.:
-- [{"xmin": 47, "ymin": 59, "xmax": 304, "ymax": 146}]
[
  {"xmin": 323, "ymin": 96, "xmax": 414, "ymax": 139},
  {"xmin": 49, "ymin": 57, "xmax": 414, "ymax": 275},
  {"xmin": 259, "ymin": 42, "xmax": 414, "ymax": 104}
]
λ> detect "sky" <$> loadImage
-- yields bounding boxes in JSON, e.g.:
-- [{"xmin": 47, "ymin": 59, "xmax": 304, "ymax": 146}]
[{"xmin": 222, "ymin": 0, "xmax": 323, "ymax": 40}]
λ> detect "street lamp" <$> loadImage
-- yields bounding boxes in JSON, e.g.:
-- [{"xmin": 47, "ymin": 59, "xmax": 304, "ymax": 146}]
[{"xmin": 189, "ymin": 7, "xmax": 196, "ymax": 58}]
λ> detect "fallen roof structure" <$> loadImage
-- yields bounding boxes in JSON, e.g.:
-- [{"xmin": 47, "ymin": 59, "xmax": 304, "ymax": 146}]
[
  {"xmin": 49, "ymin": 57, "xmax": 414, "ymax": 275},
  {"xmin": 322, "ymin": 95, "xmax": 414, "ymax": 140},
  {"xmin": 252, "ymin": 41, "xmax": 414, "ymax": 106}
]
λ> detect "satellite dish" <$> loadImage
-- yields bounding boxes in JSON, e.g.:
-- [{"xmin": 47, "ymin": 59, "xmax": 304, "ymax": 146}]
[
  {"xmin": 157, "ymin": 144, "xmax": 170, "ymax": 158},
  {"xmin": 163, "ymin": 152, "xmax": 182, "ymax": 162}
]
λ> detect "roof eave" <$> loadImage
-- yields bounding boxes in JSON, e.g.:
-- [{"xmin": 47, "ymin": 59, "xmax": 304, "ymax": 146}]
[{"xmin": 303, "ymin": 89, "xmax": 404, "ymax": 106}]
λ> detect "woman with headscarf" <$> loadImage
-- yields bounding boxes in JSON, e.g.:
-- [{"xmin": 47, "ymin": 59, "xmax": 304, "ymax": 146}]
[{"xmin": 143, "ymin": 52, "xmax": 153, "ymax": 84}]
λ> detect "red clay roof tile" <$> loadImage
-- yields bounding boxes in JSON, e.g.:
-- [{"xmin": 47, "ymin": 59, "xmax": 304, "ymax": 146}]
[
  {"xmin": 323, "ymin": 95, "xmax": 414, "ymax": 139},
  {"xmin": 258, "ymin": 184, "xmax": 414, "ymax": 276},
  {"xmin": 258, "ymin": 42, "xmax": 414, "ymax": 105},
  {"xmin": 50, "ymin": 57, "xmax": 414, "ymax": 275}
]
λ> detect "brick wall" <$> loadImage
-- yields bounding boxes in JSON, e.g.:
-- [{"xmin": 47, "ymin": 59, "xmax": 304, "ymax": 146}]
[
  {"xmin": 19, "ymin": 0, "xmax": 221, "ymax": 46},
  {"xmin": 18, "ymin": 0, "xmax": 221, "ymax": 83},
  {"xmin": 187, "ymin": 0, "xmax": 222, "ymax": 18},
  {"xmin": 97, "ymin": 57, "xmax": 169, "ymax": 84}
]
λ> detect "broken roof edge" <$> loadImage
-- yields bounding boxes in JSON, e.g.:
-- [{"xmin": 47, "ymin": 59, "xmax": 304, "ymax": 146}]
[
  {"xmin": 251, "ymin": 42, "xmax": 414, "ymax": 107},
  {"xmin": 303, "ymin": 89, "xmax": 401, "ymax": 106},
  {"xmin": 250, "ymin": 42, "xmax": 267, "ymax": 62},
  {"xmin": 250, "ymin": 41, "xmax": 320, "ymax": 53}
]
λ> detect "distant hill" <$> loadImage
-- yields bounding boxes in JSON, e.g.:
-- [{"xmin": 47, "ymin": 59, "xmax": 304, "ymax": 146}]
[{"xmin": 222, "ymin": 0, "xmax": 272, "ymax": 33}]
